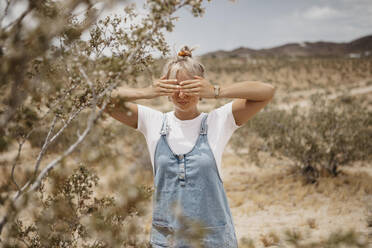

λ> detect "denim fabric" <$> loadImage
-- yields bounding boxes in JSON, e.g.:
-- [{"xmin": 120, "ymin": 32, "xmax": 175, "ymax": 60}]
[{"xmin": 150, "ymin": 113, "xmax": 238, "ymax": 248}]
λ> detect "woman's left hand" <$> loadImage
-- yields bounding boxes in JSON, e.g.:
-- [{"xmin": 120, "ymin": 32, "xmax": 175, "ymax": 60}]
[{"xmin": 179, "ymin": 75, "xmax": 215, "ymax": 98}]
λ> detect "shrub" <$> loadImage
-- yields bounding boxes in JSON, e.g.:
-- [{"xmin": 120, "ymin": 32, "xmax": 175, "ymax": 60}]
[
  {"xmin": 2, "ymin": 165, "xmax": 153, "ymax": 247},
  {"xmin": 232, "ymin": 94, "xmax": 372, "ymax": 183}
]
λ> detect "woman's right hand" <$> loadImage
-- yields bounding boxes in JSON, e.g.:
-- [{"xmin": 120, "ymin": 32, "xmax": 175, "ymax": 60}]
[
  {"xmin": 100, "ymin": 76, "xmax": 180, "ymax": 129},
  {"xmin": 149, "ymin": 75, "xmax": 180, "ymax": 97}
]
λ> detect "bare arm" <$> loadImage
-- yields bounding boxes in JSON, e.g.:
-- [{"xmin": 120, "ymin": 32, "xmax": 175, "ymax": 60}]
[
  {"xmin": 180, "ymin": 76, "xmax": 276, "ymax": 126},
  {"xmin": 99, "ymin": 87, "xmax": 152, "ymax": 129},
  {"xmin": 98, "ymin": 77, "xmax": 179, "ymax": 129},
  {"xmin": 219, "ymin": 81, "xmax": 276, "ymax": 126}
]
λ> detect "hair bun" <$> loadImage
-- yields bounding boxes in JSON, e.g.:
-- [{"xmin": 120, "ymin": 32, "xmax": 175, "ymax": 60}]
[{"xmin": 178, "ymin": 46, "xmax": 192, "ymax": 58}]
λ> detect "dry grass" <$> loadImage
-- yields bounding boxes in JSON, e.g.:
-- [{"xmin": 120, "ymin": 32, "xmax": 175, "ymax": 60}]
[
  {"xmin": 1, "ymin": 57, "xmax": 371, "ymax": 247},
  {"xmin": 226, "ymin": 164, "xmax": 372, "ymax": 210}
]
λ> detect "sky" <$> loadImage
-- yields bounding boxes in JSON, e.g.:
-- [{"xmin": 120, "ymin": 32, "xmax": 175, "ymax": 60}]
[
  {"xmin": 2, "ymin": 0, "xmax": 371, "ymax": 57},
  {"xmin": 116, "ymin": 0, "xmax": 372, "ymax": 57}
]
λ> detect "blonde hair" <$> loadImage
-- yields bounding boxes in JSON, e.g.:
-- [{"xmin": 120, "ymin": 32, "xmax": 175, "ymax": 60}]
[{"xmin": 162, "ymin": 45, "xmax": 205, "ymax": 79}]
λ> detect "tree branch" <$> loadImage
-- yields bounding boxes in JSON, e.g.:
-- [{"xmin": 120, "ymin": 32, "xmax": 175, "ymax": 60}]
[
  {"xmin": 0, "ymin": 0, "xmax": 11, "ymax": 26},
  {"xmin": 31, "ymin": 116, "xmax": 58, "ymax": 182},
  {"xmin": 0, "ymin": 77, "xmax": 117, "ymax": 236}
]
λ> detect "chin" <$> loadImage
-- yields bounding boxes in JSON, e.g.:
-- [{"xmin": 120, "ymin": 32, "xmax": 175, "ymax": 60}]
[
  {"xmin": 175, "ymin": 103, "xmax": 194, "ymax": 111},
  {"xmin": 175, "ymin": 105, "xmax": 190, "ymax": 111}
]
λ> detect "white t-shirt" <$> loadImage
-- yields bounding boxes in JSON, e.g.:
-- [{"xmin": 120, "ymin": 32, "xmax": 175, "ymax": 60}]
[{"xmin": 136, "ymin": 101, "xmax": 241, "ymax": 181}]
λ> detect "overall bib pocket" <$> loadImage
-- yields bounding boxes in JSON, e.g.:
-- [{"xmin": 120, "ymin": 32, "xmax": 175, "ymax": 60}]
[
  {"xmin": 201, "ymin": 223, "xmax": 234, "ymax": 247},
  {"xmin": 152, "ymin": 190, "xmax": 172, "ymax": 225},
  {"xmin": 151, "ymin": 189, "xmax": 174, "ymax": 247},
  {"xmin": 153, "ymin": 189, "xmax": 202, "ymax": 226},
  {"xmin": 150, "ymin": 222, "xmax": 174, "ymax": 247}
]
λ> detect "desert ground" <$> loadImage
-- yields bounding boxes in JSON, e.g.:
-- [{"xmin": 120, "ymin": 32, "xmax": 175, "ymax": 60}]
[
  {"xmin": 140, "ymin": 73, "xmax": 372, "ymax": 247},
  {"xmin": 1, "ymin": 57, "xmax": 371, "ymax": 247}
]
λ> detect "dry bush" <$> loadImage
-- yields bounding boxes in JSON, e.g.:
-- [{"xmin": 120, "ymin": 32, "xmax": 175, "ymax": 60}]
[
  {"xmin": 231, "ymin": 94, "xmax": 372, "ymax": 183},
  {"xmin": 306, "ymin": 218, "xmax": 317, "ymax": 229},
  {"xmin": 283, "ymin": 227, "xmax": 369, "ymax": 248},
  {"xmin": 239, "ymin": 227, "xmax": 370, "ymax": 248},
  {"xmin": 0, "ymin": 0, "xmax": 212, "ymax": 244},
  {"xmin": 2, "ymin": 165, "xmax": 153, "ymax": 247},
  {"xmin": 366, "ymin": 197, "xmax": 372, "ymax": 242},
  {"xmin": 201, "ymin": 57, "xmax": 372, "ymax": 92},
  {"xmin": 259, "ymin": 231, "xmax": 280, "ymax": 247},
  {"xmin": 239, "ymin": 237, "xmax": 256, "ymax": 248}
]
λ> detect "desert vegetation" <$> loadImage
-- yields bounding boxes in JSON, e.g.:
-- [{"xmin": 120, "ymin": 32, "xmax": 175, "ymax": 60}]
[
  {"xmin": 0, "ymin": 0, "xmax": 211, "ymax": 246},
  {"xmin": 1, "ymin": 0, "xmax": 372, "ymax": 247}
]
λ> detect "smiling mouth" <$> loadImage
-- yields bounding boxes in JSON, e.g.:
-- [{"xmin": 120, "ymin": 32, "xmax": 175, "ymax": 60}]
[{"xmin": 178, "ymin": 101, "xmax": 189, "ymax": 105}]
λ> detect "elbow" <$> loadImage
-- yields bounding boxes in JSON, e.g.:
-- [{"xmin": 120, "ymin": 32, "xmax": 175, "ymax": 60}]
[
  {"xmin": 270, "ymin": 85, "xmax": 276, "ymax": 99},
  {"xmin": 266, "ymin": 84, "xmax": 276, "ymax": 100}
]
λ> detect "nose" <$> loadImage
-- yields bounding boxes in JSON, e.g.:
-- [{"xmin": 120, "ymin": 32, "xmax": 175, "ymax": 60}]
[
  {"xmin": 174, "ymin": 91, "xmax": 186, "ymax": 99},
  {"xmin": 178, "ymin": 91, "xmax": 186, "ymax": 99}
]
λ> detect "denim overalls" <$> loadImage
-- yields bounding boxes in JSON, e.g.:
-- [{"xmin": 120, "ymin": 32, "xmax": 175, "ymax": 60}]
[{"xmin": 150, "ymin": 113, "xmax": 238, "ymax": 248}]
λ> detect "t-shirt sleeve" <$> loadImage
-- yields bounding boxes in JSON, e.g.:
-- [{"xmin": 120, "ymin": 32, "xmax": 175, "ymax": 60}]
[
  {"xmin": 136, "ymin": 104, "xmax": 163, "ymax": 138},
  {"xmin": 211, "ymin": 101, "xmax": 241, "ymax": 132},
  {"xmin": 227, "ymin": 101, "xmax": 241, "ymax": 130},
  {"xmin": 207, "ymin": 101, "xmax": 241, "ymax": 176}
]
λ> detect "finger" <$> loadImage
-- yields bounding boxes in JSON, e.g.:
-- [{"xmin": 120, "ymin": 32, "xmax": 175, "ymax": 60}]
[
  {"xmin": 160, "ymin": 79, "xmax": 179, "ymax": 84},
  {"xmin": 194, "ymin": 75, "xmax": 203, "ymax": 79},
  {"xmin": 179, "ymin": 79, "xmax": 199, "ymax": 86},
  {"xmin": 161, "ymin": 75, "xmax": 167, "ymax": 79},
  {"xmin": 159, "ymin": 91, "xmax": 175, "ymax": 96},
  {"xmin": 159, "ymin": 82, "xmax": 181, "ymax": 89},
  {"xmin": 159, "ymin": 88, "xmax": 178, "ymax": 94},
  {"xmin": 159, "ymin": 86, "xmax": 179, "ymax": 92},
  {"xmin": 180, "ymin": 82, "xmax": 201, "ymax": 89},
  {"xmin": 183, "ymin": 92, "xmax": 199, "ymax": 96},
  {"xmin": 180, "ymin": 87, "xmax": 200, "ymax": 93},
  {"xmin": 154, "ymin": 80, "xmax": 178, "ymax": 87}
]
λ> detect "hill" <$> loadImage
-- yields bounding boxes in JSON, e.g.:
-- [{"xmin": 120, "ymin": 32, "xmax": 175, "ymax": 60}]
[{"xmin": 203, "ymin": 34, "xmax": 372, "ymax": 58}]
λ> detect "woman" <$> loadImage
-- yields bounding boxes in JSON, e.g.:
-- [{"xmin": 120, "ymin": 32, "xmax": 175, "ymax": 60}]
[{"xmin": 101, "ymin": 46, "xmax": 275, "ymax": 247}]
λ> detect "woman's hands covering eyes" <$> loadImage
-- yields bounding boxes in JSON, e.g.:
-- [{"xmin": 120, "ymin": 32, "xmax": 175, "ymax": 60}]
[
  {"xmin": 152, "ymin": 75, "xmax": 215, "ymax": 98},
  {"xmin": 152, "ymin": 75, "xmax": 181, "ymax": 96},
  {"xmin": 179, "ymin": 76, "xmax": 215, "ymax": 98}
]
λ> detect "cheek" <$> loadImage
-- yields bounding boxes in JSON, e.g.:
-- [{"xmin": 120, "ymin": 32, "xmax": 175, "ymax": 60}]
[
  {"xmin": 171, "ymin": 93, "xmax": 178, "ymax": 99},
  {"xmin": 191, "ymin": 96, "xmax": 199, "ymax": 102}
]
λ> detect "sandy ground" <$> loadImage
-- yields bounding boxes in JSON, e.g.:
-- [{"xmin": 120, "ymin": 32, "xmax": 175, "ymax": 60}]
[
  {"xmin": 1, "ymin": 78, "xmax": 371, "ymax": 247},
  {"xmin": 221, "ymin": 153, "xmax": 372, "ymax": 246},
  {"xmin": 222, "ymin": 79, "xmax": 372, "ymax": 246},
  {"xmin": 276, "ymin": 79, "xmax": 372, "ymax": 111},
  {"xmin": 137, "ymin": 79, "xmax": 372, "ymax": 246}
]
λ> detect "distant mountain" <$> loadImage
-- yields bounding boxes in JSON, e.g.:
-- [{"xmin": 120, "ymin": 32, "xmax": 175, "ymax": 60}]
[{"xmin": 203, "ymin": 34, "xmax": 372, "ymax": 58}]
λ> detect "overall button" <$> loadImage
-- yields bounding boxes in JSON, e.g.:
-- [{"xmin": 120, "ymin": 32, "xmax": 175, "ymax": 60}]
[{"xmin": 178, "ymin": 174, "xmax": 185, "ymax": 180}]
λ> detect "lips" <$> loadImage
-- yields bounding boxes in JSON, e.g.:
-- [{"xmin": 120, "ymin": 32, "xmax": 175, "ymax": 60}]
[{"xmin": 178, "ymin": 101, "xmax": 189, "ymax": 105}]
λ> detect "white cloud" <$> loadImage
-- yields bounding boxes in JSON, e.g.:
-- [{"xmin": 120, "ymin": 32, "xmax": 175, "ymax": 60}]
[
  {"xmin": 268, "ymin": 1, "xmax": 371, "ymax": 49},
  {"xmin": 303, "ymin": 6, "xmax": 343, "ymax": 20}
]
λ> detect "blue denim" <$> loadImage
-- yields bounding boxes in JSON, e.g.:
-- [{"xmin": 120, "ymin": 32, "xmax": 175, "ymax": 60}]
[{"xmin": 150, "ymin": 114, "xmax": 238, "ymax": 248}]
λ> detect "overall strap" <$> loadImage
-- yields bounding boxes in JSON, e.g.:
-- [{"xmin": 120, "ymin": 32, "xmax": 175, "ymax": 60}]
[
  {"xmin": 159, "ymin": 113, "xmax": 168, "ymax": 136},
  {"xmin": 199, "ymin": 114, "xmax": 209, "ymax": 135}
]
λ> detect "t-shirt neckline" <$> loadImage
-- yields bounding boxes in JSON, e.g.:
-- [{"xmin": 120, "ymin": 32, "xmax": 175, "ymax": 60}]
[{"xmin": 170, "ymin": 111, "xmax": 205, "ymax": 125}]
